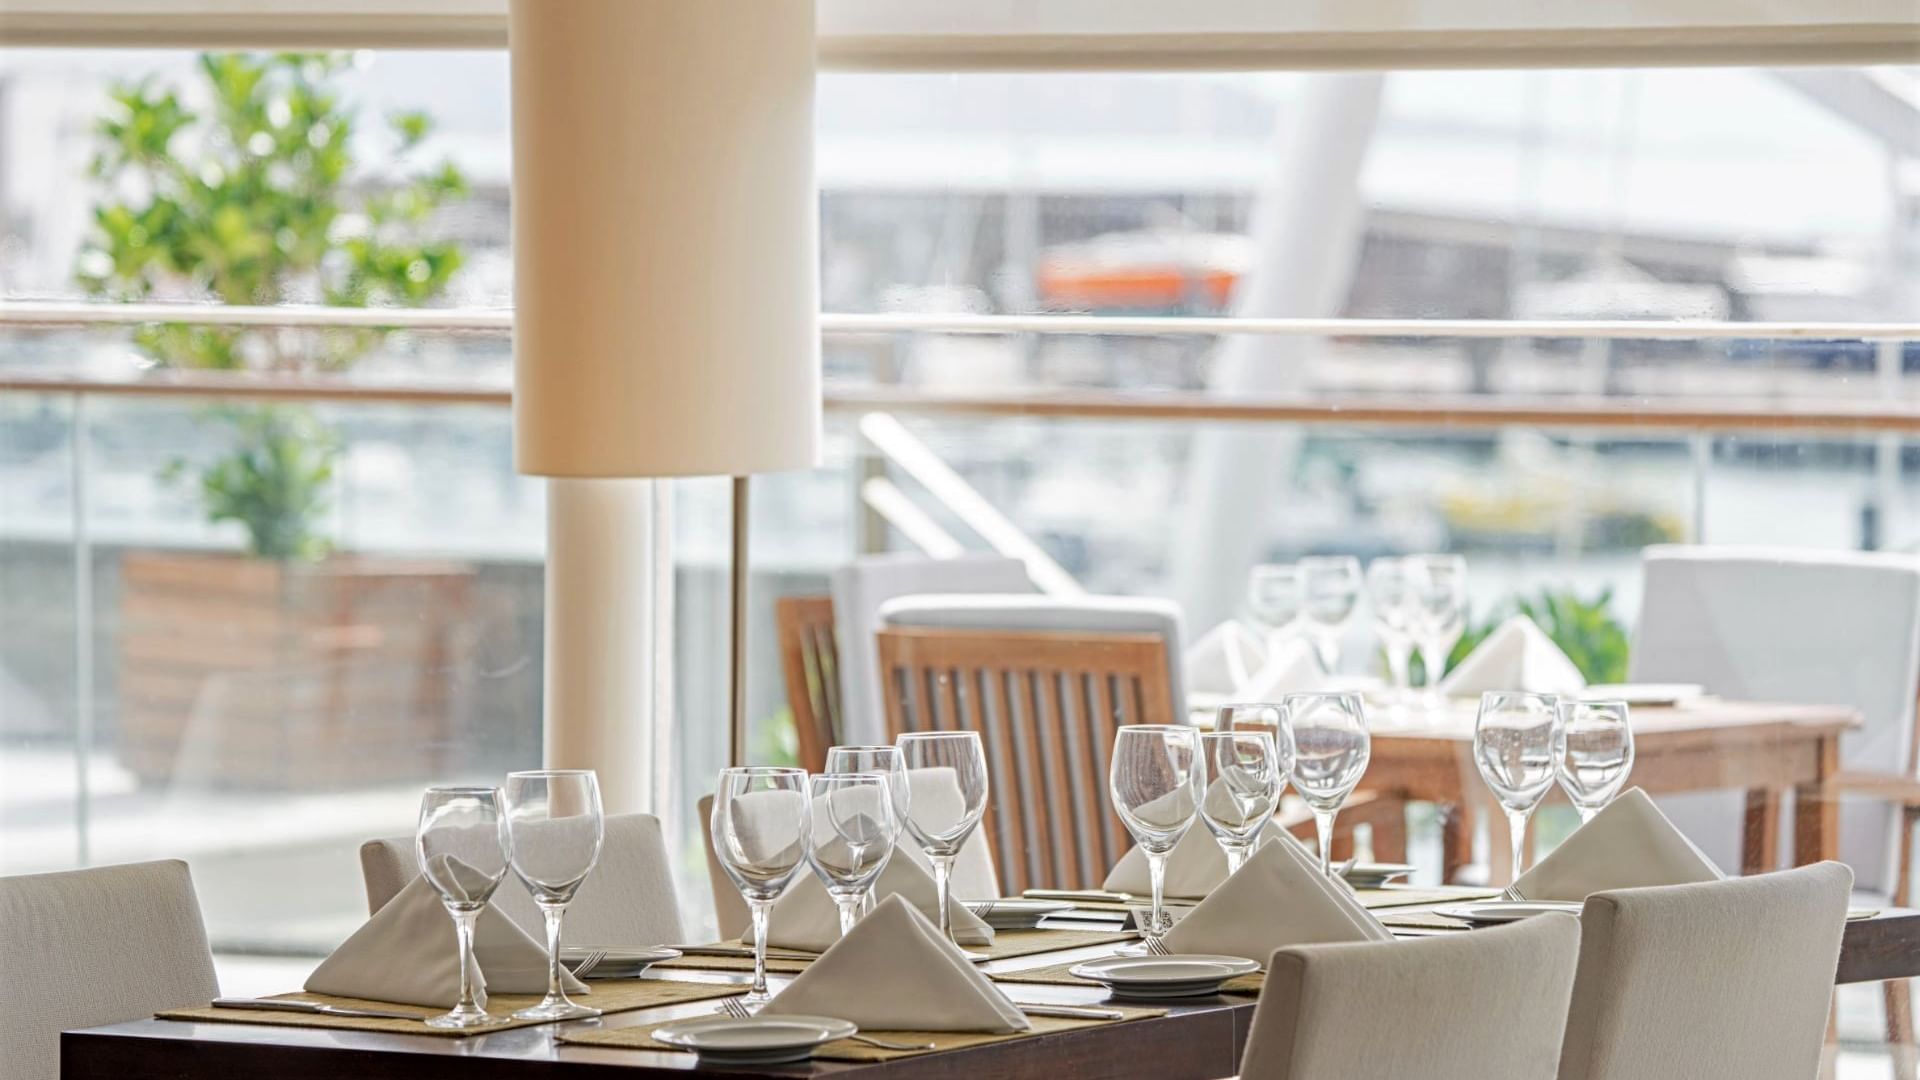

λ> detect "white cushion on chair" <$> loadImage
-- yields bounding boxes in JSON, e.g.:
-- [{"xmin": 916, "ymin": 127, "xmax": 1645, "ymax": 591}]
[
  {"xmin": 1557, "ymin": 861, "xmax": 1853, "ymax": 1080},
  {"xmin": 1, "ymin": 860, "xmax": 220, "ymax": 1080}
]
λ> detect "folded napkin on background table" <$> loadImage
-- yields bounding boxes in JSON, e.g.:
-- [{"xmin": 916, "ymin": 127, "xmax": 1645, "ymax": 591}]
[
  {"xmin": 305, "ymin": 870, "xmax": 585, "ymax": 1008},
  {"xmin": 1242, "ymin": 637, "xmax": 1326, "ymax": 700},
  {"xmin": 1512, "ymin": 786, "xmax": 1723, "ymax": 901},
  {"xmin": 1161, "ymin": 834, "xmax": 1391, "ymax": 963},
  {"xmin": 763, "ymin": 895, "xmax": 1029, "ymax": 1033},
  {"xmin": 1438, "ymin": 614, "xmax": 1586, "ymax": 698},
  {"xmin": 1185, "ymin": 619, "xmax": 1269, "ymax": 696},
  {"xmin": 755, "ymin": 850, "xmax": 994, "ymax": 952}
]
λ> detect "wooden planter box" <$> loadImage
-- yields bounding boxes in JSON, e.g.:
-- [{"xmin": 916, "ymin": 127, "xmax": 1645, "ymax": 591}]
[{"xmin": 117, "ymin": 551, "xmax": 476, "ymax": 790}]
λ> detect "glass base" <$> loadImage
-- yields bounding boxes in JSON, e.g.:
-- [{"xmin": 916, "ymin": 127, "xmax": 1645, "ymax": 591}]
[
  {"xmin": 425, "ymin": 1003, "xmax": 497, "ymax": 1029},
  {"xmin": 511, "ymin": 995, "xmax": 602, "ymax": 1021},
  {"xmin": 737, "ymin": 991, "xmax": 771, "ymax": 1012}
]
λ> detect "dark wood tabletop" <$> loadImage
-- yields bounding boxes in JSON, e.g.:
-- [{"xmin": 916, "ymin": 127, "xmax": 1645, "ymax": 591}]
[{"xmin": 62, "ymin": 904, "xmax": 1920, "ymax": 1080}]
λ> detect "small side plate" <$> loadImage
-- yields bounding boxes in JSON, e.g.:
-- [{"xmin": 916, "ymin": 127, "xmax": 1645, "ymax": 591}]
[
  {"xmin": 562, "ymin": 946, "xmax": 682, "ymax": 979},
  {"xmin": 652, "ymin": 1014, "xmax": 857, "ymax": 1064},
  {"xmin": 1434, "ymin": 900, "xmax": 1585, "ymax": 924},
  {"xmin": 1069, "ymin": 954, "xmax": 1259, "ymax": 999}
]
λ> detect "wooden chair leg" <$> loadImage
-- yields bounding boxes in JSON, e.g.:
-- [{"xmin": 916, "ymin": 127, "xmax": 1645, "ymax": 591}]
[{"xmin": 1887, "ymin": 979, "xmax": 1914, "ymax": 1047}]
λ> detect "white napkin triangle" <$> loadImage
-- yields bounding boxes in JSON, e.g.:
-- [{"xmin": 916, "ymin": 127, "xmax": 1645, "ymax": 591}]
[
  {"xmin": 763, "ymin": 895, "xmax": 1029, "ymax": 1033},
  {"xmin": 1438, "ymin": 614, "xmax": 1586, "ymax": 697},
  {"xmin": 1104, "ymin": 803, "xmax": 1302, "ymax": 901},
  {"xmin": 1240, "ymin": 636, "xmax": 1326, "ymax": 700},
  {"xmin": 1512, "ymin": 787, "xmax": 1723, "ymax": 901},
  {"xmin": 1161, "ymin": 835, "xmax": 1390, "ymax": 963},
  {"xmin": 305, "ymin": 870, "xmax": 586, "ymax": 1008},
  {"xmin": 756, "ymin": 852, "xmax": 994, "ymax": 952},
  {"xmin": 1185, "ymin": 619, "xmax": 1269, "ymax": 696}
]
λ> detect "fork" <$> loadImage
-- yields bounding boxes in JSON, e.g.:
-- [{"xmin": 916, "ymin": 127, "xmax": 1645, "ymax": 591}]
[
  {"xmin": 714, "ymin": 997, "xmax": 934, "ymax": 1051},
  {"xmin": 567, "ymin": 949, "xmax": 609, "ymax": 979},
  {"xmin": 1142, "ymin": 935, "xmax": 1173, "ymax": 956}
]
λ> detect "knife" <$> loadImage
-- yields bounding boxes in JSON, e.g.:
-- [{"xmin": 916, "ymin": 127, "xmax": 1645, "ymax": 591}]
[
  {"xmin": 1022, "ymin": 889, "xmax": 1135, "ymax": 904},
  {"xmin": 1019, "ymin": 1004, "xmax": 1126, "ymax": 1020},
  {"xmin": 212, "ymin": 997, "xmax": 421, "ymax": 1021},
  {"xmin": 667, "ymin": 944, "xmax": 818, "ymax": 960}
]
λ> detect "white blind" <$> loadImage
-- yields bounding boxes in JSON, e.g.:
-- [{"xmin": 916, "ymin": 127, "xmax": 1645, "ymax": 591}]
[{"xmin": 1, "ymin": 0, "xmax": 1915, "ymax": 68}]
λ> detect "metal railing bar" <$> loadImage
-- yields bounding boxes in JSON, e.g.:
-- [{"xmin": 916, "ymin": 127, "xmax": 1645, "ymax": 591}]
[
  {"xmin": 859, "ymin": 476, "xmax": 966, "ymax": 559},
  {"xmin": 2, "ymin": 300, "xmax": 1917, "ymax": 342}
]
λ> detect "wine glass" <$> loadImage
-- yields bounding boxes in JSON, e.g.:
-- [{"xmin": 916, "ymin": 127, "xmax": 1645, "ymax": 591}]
[
  {"xmin": 1299, "ymin": 556, "xmax": 1363, "ymax": 673},
  {"xmin": 711, "ymin": 766, "xmax": 811, "ymax": 1008},
  {"xmin": 1408, "ymin": 554, "xmax": 1468, "ymax": 706},
  {"xmin": 1284, "ymin": 692, "xmax": 1371, "ymax": 876},
  {"xmin": 1247, "ymin": 563, "xmax": 1305, "ymax": 642},
  {"xmin": 825, "ymin": 745, "xmax": 911, "ymax": 914},
  {"xmin": 502, "ymin": 769, "xmax": 604, "ymax": 1021},
  {"xmin": 1555, "ymin": 700, "xmax": 1634, "ymax": 822},
  {"xmin": 1196, "ymin": 727, "xmax": 1287, "ymax": 876},
  {"xmin": 415, "ymin": 786, "xmax": 512, "ymax": 1029},
  {"xmin": 1475, "ymin": 692, "xmax": 1561, "ymax": 883},
  {"xmin": 1365, "ymin": 557, "xmax": 1416, "ymax": 703},
  {"xmin": 1109, "ymin": 725, "xmax": 1203, "ymax": 944},
  {"xmin": 894, "ymin": 731, "xmax": 989, "ymax": 944},
  {"xmin": 803, "ymin": 773, "xmax": 897, "ymax": 937}
]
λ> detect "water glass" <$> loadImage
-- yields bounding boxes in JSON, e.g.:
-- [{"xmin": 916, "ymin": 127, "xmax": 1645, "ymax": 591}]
[
  {"xmin": 711, "ymin": 766, "xmax": 811, "ymax": 1007},
  {"xmin": 894, "ymin": 731, "xmax": 989, "ymax": 944},
  {"xmin": 825, "ymin": 744, "xmax": 912, "ymax": 915},
  {"xmin": 502, "ymin": 769, "xmax": 604, "ymax": 1021},
  {"xmin": 1110, "ymin": 725, "xmax": 1203, "ymax": 942},
  {"xmin": 416, "ymin": 786, "xmax": 511, "ymax": 1029},
  {"xmin": 1474, "ymin": 691, "xmax": 1561, "ymax": 882},
  {"xmin": 1247, "ymin": 563, "xmax": 1305, "ymax": 640},
  {"xmin": 1284, "ymin": 692, "xmax": 1371, "ymax": 876},
  {"xmin": 1408, "ymin": 554, "xmax": 1468, "ymax": 704},
  {"xmin": 1365, "ymin": 557, "xmax": 1417, "ymax": 701},
  {"xmin": 1196, "ymin": 726, "xmax": 1288, "ymax": 876},
  {"xmin": 803, "ymin": 773, "xmax": 897, "ymax": 937},
  {"xmin": 1556, "ymin": 700, "xmax": 1634, "ymax": 822},
  {"xmin": 1300, "ymin": 555, "xmax": 1363, "ymax": 673}
]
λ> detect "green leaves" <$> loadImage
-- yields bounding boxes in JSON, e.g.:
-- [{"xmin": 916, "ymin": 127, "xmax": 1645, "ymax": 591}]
[
  {"xmin": 1445, "ymin": 586, "xmax": 1631, "ymax": 684},
  {"xmin": 197, "ymin": 406, "xmax": 337, "ymax": 561}
]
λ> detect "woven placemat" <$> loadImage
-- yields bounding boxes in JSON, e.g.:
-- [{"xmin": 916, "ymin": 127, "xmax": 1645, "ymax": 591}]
[
  {"xmin": 560, "ymin": 1004, "xmax": 1169, "ymax": 1062},
  {"xmin": 156, "ymin": 978, "xmax": 748, "ymax": 1039},
  {"xmin": 1357, "ymin": 886, "xmax": 1501, "ymax": 909},
  {"xmin": 990, "ymin": 959, "xmax": 1263, "ymax": 997},
  {"xmin": 654, "ymin": 927, "xmax": 1137, "ymax": 975}
]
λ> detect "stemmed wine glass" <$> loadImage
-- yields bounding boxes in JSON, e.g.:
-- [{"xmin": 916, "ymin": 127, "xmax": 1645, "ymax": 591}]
[
  {"xmin": 895, "ymin": 731, "xmax": 989, "ymax": 945},
  {"xmin": 1109, "ymin": 725, "xmax": 1203, "ymax": 944},
  {"xmin": 1555, "ymin": 700, "xmax": 1634, "ymax": 822},
  {"xmin": 1365, "ymin": 557, "xmax": 1417, "ymax": 703},
  {"xmin": 1284, "ymin": 692, "xmax": 1371, "ymax": 876},
  {"xmin": 824, "ymin": 745, "xmax": 911, "ymax": 914},
  {"xmin": 803, "ymin": 773, "xmax": 897, "ymax": 937},
  {"xmin": 1196, "ymin": 726, "xmax": 1288, "ymax": 876},
  {"xmin": 416, "ymin": 786, "xmax": 512, "ymax": 1029},
  {"xmin": 1247, "ymin": 563, "xmax": 1305, "ymax": 643},
  {"xmin": 502, "ymin": 769, "xmax": 605, "ymax": 1021},
  {"xmin": 1475, "ymin": 692, "xmax": 1561, "ymax": 883},
  {"xmin": 1409, "ymin": 554, "xmax": 1468, "ymax": 707},
  {"xmin": 711, "ymin": 766, "xmax": 811, "ymax": 1009},
  {"xmin": 1300, "ymin": 556, "xmax": 1363, "ymax": 673}
]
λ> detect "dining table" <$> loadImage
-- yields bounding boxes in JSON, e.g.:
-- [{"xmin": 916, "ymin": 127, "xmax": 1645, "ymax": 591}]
[{"xmin": 61, "ymin": 886, "xmax": 1920, "ymax": 1080}]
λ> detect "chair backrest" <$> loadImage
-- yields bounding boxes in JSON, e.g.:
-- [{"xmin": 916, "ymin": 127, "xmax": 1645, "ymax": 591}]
[
  {"xmin": 361, "ymin": 812, "xmax": 685, "ymax": 946},
  {"xmin": 1, "ymin": 860, "xmax": 220, "ymax": 1080},
  {"xmin": 775, "ymin": 594, "xmax": 842, "ymax": 771},
  {"xmin": 1240, "ymin": 912, "xmax": 1581, "ymax": 1080},
  {"xmin": 875, "ymin": 611, "xmax": 1180, "ymax": 893},
  {"xmin": 1630, "ymin": 545, "xmax": 1920, "ymax": 891},
  {"xmin": 1557, "ymin": 861, "xmax": 1853, "ymax": 1080},
  {"xmin": 830, "ymin": 555, "xmax": 1037, "ymax": 745}
]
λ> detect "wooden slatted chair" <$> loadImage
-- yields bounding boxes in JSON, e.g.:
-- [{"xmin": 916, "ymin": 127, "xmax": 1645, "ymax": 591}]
[
  {"xmin": 774, "ymin": 595, "xmax": 842, "ymax": 772},
  {"xmin": 876, "ymin": 624, "xmax": 1174, "ymax": 894}
]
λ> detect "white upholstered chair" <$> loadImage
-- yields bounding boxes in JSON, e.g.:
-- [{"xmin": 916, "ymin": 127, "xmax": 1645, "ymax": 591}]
[
  {"xmin": 1239, "ymin": 912, "xmax": 1581, "ymax": 1080},
  {"xmin": 1, "ymin": 860, "xmax": 220, "ymax": 1080},
  {"xmin": 361, "ymin": 811, "xmax": 685, "ymax": 946},
  {"xmin": 1557, "ymin": 861, "xmax": 1852, "ymax": 1080},
  {"xmin": 830, "ymin": 554, "xmax": 1036, "ymax": 746}
]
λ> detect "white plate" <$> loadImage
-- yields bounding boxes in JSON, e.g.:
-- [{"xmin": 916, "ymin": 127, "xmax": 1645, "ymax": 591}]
[
  {"xmin": 1579, "ymin": 683, "xmax": 1704, "ymax": 706},
  {"xmin": 562, "ymin": 945, "xmax": 681, "ymax": 979},
  {"xmin": 1070, "ymin": 954, "xmax": 1259, "ymax": 999},
  {"xmin": 1434, "ymin": 900, "xmax": 1585, "ymax": 924},
  {"xmin": 1342, "ymin": 863, "xmax": 1416, "ymax": 887},
  {"xmin": 652, "ymin": 1014, "xmax": 857, "ymax": 1064},
  {"xmin": 968, "ymin": 899, "xmax": 1075, "ymax": 928}
]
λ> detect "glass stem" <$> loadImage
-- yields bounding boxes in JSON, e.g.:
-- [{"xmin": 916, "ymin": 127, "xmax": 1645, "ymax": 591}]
[
  {"xmin": 1224, "ymin": 843, "xmax": 1249, "ymax": 877},
  {"xmin": 1508, "ymin": 808, "xmax": 1532, "ymax": 884},
  {"xmin": 1314, "ymin": 810, "xmax": 1337, "ymax": 876},
  {"xmin": 747, "ymin": 898, "xmax": 773, "ymax": 1000},
  {"xmin": 930, "ymin": 852, "xmax": 956, "ymax": 942},
  {"xmin": 1418, "ymin": 643, "xmax": 1442, "ymax": 695},
  {"xmin": 1387, "ymin": 641, "xmax": 1412, "ymax": 695},
  {"xmin": 1147, "ymin": 849, "xmax": 1168, "ymax": 938},
  {"xmin": 1578, "ymin": 804, "xmax": 1599, "ymax": 825},
  {"xmin": 542, "ymin": 902, "xmax": 565, "ymax": 1002},
  {"xmin": 452, "ymin": 907, "xmax": 481, "ymax": 1014},
  {"xmin": 836, "ymin": 896, "xmax": 862, "ymax": 938}
]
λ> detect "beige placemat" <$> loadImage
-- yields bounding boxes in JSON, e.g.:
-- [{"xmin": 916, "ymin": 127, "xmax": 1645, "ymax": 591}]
[
  {"xmin": 1357, "ymin": 886, "xmax": 1502, "ymax": 910},
  {"xmin": 1380, "ymin": 912, "xmax": 1474, "ymax": 932},
  {"xmin": 654, "ymin": 928, "xmax": 1137, "ymax": 975},
  {"xmin": 157, "ymin": 978, "xmax": 748, "ymax": 1039},
  {"xmin": 990, "ymin": 959, "xmax": 1263, "ymax": 997},
  {"xmin": 560, "ymin": 1004, "xmax": 1169, "ymax": 1062}
]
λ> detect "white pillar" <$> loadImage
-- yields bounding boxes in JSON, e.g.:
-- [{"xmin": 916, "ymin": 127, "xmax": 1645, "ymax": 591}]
[
  {"xmin": 1171, "ymin": 74, "xmax": 1385, "ymax": 631},
  {"xmin": 544, "ymin": 478, "xmax": 671, "ymax": 815}
]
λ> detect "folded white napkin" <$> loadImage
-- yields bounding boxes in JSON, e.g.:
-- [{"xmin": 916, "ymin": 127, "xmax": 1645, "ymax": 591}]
[
  {"xmin": 305, "ymin": 870, "xmax": 586, "ymax": 1008},
  {"xmin": 1240, "ymin": 636, "xmax": 1326, "ymax": 700},
  {"xmin": 1512, "ymin": 786, "xmax": 1723, "ymax": 901},
  {"xmin": 763, "ymin": 895, "xmax": 1029, "ymax": 1033},
  {"xmin": 756, "ymin": 845, "xmax": 994, "ymax": 952},
  {"xmin": 1438, "ymin": 614, "xmax": 1586, "ymax": 697},
  {"xmin": 1104, "ymin": 777, "xmax": 1306, "ymax": 900},
  {"xmin": 906, "ymin": 766, "xmax": 1000, "ymax": 901},
  {"xmin": 1160, "ymin": 835, "xmax": 1391, "ymax": 963},
  {"xmin": 1185, "ymin": 619, "xmax": 1269, "ymax": 696}
]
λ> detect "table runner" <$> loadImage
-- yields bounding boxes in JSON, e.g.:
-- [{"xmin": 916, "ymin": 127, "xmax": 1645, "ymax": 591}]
[
  {"xmin": 990, "ymin": 959, "xmax": 1263, "ymax": 997},
  {"xmin": 155, "ymin": 978, "xmax": 749, "ymax": 1039},
  {"xmin": 652, "ymin": 927, "xmax": 1137, "ymax": 975},
  {"xmin": 559, "ymin": 1004, "xmax": 1169, "ymax": 1062}
]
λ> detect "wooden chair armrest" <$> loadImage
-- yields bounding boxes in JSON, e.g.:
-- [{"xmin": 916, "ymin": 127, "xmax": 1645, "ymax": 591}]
[{"xmin": 1826, "ymin": 769, "xmax": 1920, "ymax": 807}]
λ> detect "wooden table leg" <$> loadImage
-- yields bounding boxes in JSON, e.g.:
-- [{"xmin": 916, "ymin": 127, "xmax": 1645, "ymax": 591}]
[
  {"xmin": 1441, "ymin": 802, "xmax": 1475, "ymax": 885},
  {"xmin": 1793, "ymin": 733, "xmax": 1843, "ymax": 867},
  {"xmin": 1743, "ymin": 788, "xmax": 1781, "ymax": 876}
]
